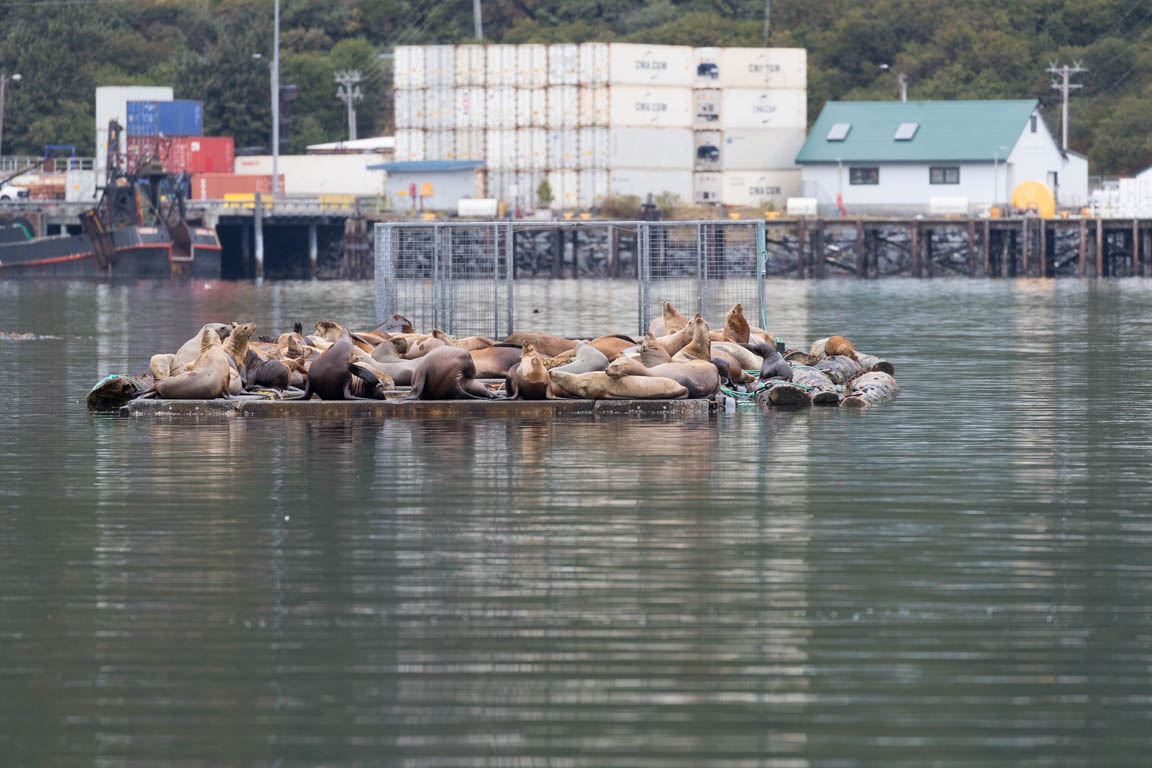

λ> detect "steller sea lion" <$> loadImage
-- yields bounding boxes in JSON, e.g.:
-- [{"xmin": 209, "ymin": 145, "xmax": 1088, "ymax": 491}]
[
  {"xmin": 549, "ymin": 369, "xmax": 688, "ymax": 400},
  {"xmin": 647, "ymin": 301, "xmax": 689, "ymax": 337},
  {"xmin": 708, "ymin": 303, "xmax": 750, "ymax": 344},
  {"xmin": 757, "ymin": 347, "xmax": 793, "ymax": 382},
  {"xmin": 295, "ymin": 328, "xmax": 386, "ymax": 400},
  {"xmin": 589, "ymin": 335, "xmax": 637, "ymax": 361},
  {"xmin": 147, "ymin": 328, "xmax": 233, "ymax": 400},
  {"xmin": 606, "ymin": 357, "xmax": 720, "ymax": 399},
  {"xmin": 553, "ymin": 341, "xmax": 609, "ymax": 374},
  {"xmin": 470, "ymin": 343, "xmax": 523, "ymax": 378},
  {"xmin": 405, "ymin": 346, "xmax": 498, "ymax": 400},
  {"xmin": 508, "ymin": 342, "xmax": 554, "ymax": 400},
  {"xmin": 654, "ymin": 321, "xmax": 695, "ymax": 358},
  {"xmin": 244, "ymin": 349, "xmax": 291, "ymax": 390},
  {"xmin": 503, "ymin": 332, "xmax": 578, "ymax": 358},
  {"xmin": 170, "ymin": 323, "xmax": 232, "ymax": 372},
  {"xmin": 672, "ymin": 315, "xmax": 712, "ymax": 363}
]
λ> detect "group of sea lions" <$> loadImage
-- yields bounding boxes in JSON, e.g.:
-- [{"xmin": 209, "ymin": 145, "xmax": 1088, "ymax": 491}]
[{"xmin": 132, "ymin": 300, "xmax": 892, "ymax": 403}]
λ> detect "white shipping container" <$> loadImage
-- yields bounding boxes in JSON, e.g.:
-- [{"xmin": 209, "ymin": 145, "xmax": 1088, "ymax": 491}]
[
  {"xmin": 694, "ymin": 89, "xmax": 721, "ymax": 129},
  {"xmin": 65, "ymin": 169, "xmax": 98, "ymax": 202},
  {"xmin": 548, "ymin": 43, "xmax": 579, "ymax": 85},
  {"xmin": 517, "ymin": 171, "xmax": 545, "ymax": 208},
  {"xmin": 485, "ymin": 129, "xmax": 517, "ymax": 170},
  {"xmin": 579, "ymin": 168, "xmax": 609, "ymax": 207},
  {"xmin": 693, "ymin": 47, "xmax": 722, "ymax": 85},
  {"xmin": 424, "ymin": 45, "xmax": 455, "ymax": 88},
  {"xmin": 694, "ymin": 172, "xmax": 722, "ymax": 204},
  {"xmin": 486, "ymin": 87, "xmax": 517, "ymax": 129},
  {"xmin": 395, "ymin": 129, "xmax": 425, "ymax": 162},
  {"xmin": 609, "ymin": 127, "xmax": 693, "ymax": 170},
  {"xmin": 516, "ymin": 88, "xmax": 548, "ymax": 127},
  {"xmin": 394, "ymin": 90, "xmax": 424, "ymax": 129},
  {"xmin": 486, "ymin": 169, "xmax": 512, "ymax": 201},
  {"xmin": 579, "ymin": 42, "xmax": 610, "ymax": 85},
  {"xmin": 721, "ymin": 170, "xmax": 802, "ymax": 208},
  {"xmin": 578, "ymin": 87, "xmax": 609, "ymax": 127},
  {"xmin": 94, "ymin": 85, "xmax": 173, "ymax": 172},
  {"xmin": 607, "ymin": 44, "xmax": 694, "ymax": 87},
  {"xmin": 693, "ymin": 130, "xmax": 722, "ymax": 170},
  {"xmin": 547, "ymin": 86, "xmax": 580, "ymax": 128},
  {"xmin": 425, "ymin": 88, "xmax": 455, "ymax": 129},
  {"xmin": 547, "ymin": 129, "xmax": 579, "ymax": 170},
  {"xmin": 517, "ymin": 44, "xmax": 548, "ymax": 88},
  {"xmin": 578, "ymin": 127, "xmax": 608, "ymax": 169},
  {"xmin": 454, "ymin": 87, "xmax": 485, "ymax": 129},
  {"xmin": 454, "ymin": 128, "xmax": 486, "ymax": 160},
  {"xmin": 486, "ymin": 45, "xmax": 518, "ymax": 86},
  {"xmin": 515, "ymin": 129, "xmax": 547, "ymax": 171},
  {"xmin": 546, "ymin": 170, "xmax": 578, "ymax": 209},
  {"xmin": 425, "ymin": 130, "xmax": 455, "ymax": 161},
  {"xmin": 454, "ymin": 44, "xmax": 486, "ymax": 86},
  {"xmin": 609, "ymin": 168, "xmax": 694, "ymax": 201},
  {"xmin": 608, "ymin": 86, "xmax": 693, "ymax": 128},
  {"xmin": 394, "ymin": 46, "xmax": 425, "ymax": 89},
  {"xmin": 720, "ymin": 89, "xmax": 807, "ymax": 129},
  {"xmin": 719, "ymin": 48, "xmax": 807, "ymax": 90},
  {"xmin": 233, "ymin": 154, "xmax": 387, "ymax": 195},
  {"xmin": 716, "ymin": 128, "xmax": 806, "ymax": 170}
]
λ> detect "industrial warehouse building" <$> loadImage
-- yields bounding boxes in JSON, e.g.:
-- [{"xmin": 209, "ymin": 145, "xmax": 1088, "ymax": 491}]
[
  {"xmin": 393, "ymin": 43, "xmax": 806, "ymax": 210},
  {"xmin": 795, "ymin": 100, "xmax": 1088, "ymax": 216}
]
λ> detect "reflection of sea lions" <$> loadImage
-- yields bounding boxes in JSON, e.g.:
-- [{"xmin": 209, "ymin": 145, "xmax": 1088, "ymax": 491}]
[
  {"xmin": 406, "ymin": 346, "xmax": 497, "ymax": 400},
  {"xmin": 550, "ymin": 370, "xmax": 688, "ymax": 400},
  {"xmin": 553, "ymin": 341, "xmax": 609, "ymax": 374},
  {"xmin": 151, "ymin": 328, "xmax": 232, "ymax": 399},
  {"xmin": 470, "ymin": 344, "xmax": 523, "ymax": 378},
  {"xmin": 508, "ymin": 342, "xmax": 554, "ymax": 400},
  {"xmin": 607, "ymin": 357, "xmax": 720, "ymax": 398},
  {"xmin": 672, "ymin": 315, "xmax": 712, "ymax": 363},
  {"xmin": 503, "ymin": 332, "xmax": 578, "ymax": 358}
]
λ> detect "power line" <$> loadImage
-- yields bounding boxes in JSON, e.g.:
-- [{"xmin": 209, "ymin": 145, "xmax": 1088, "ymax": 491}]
[{"xmin": 1047, "ymin": 61, "xmax": 1086, "ymax": 150}]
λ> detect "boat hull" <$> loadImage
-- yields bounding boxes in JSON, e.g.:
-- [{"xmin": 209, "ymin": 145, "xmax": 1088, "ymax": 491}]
[{"xmin": 0, "ymin": 225, "xmax": 221, "ymax": 279}]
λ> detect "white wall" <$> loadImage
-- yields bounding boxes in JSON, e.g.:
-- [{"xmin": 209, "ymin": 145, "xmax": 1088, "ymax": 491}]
[
  {"xmin": 234, "ymin": 154, "xmax": 387, "ymax": 195},
  {"xmin": 1007, "ymin": 110, "xmax": 1087, "ymax": 206},
  {"xmin": 801, "ymin": 162, "xmax": 1000, "ymax": 215}
]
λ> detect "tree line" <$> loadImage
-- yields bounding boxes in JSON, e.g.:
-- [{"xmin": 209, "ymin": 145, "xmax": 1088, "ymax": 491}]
[{"xmin": 0, "ymin": 0, "xmax": 1148, "ymax": 174}]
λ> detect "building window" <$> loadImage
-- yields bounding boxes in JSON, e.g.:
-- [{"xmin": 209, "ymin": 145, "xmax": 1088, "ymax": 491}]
[
  {"xmin": 849, "ymin": 167, "xmax": 879, "ymax": 185},
  {"xmin": 1030, "ymin": 115, "xmax": 1037, "ymax": 133},
  {"xmin": 930, "ymin": 166, "xmax": 960, "ymax": 184}
]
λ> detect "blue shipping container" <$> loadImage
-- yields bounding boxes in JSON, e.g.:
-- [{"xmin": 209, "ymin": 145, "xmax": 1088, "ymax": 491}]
[
  {"xmin": 124, "ymin": 99, "xmax": 203, "ymax": 137},
  {"xmin": 156, "ymin": 100, "xmax": 203, "ymax": 137},
  {"xmin": 125, "ymin": 100, "xmax": 158, "ymax": 137}
]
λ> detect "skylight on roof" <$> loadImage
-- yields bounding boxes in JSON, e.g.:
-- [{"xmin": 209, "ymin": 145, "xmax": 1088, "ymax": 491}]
[
  {"xmin": 826, "ymin": 123, "xmax": 851, "ymax": 141},
  {"xmin": 894, "ymin": 122, "xmax": 919, "ymax": 141}
]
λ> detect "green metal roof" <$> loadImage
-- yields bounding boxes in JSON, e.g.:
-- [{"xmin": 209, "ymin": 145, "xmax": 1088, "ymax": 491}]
[{"xmin": 795, "ymin": 100, "xmax": 1039, "ymax": 164}]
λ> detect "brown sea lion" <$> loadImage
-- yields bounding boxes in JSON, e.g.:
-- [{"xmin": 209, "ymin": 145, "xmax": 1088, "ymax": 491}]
[
  {"xmin": 403, "ymin": 335, "xmax": 446, "ymax": 359},
  {"xmin": 711, "ymin": 341, "xmax": 762, "ymax": 371},
  {"xmin": 508, "ymin": 342, "xmax": 554, "ymax": 400},
  {"xmin": 243, "ymin": 349, "xmax": 291, "ymax": 390},
  {"xmin": 549, "ymin": 369, "xmax": 688, "ymax": 400},
  {"xmin": 431, "ymin": 329, "xmax": 497, "ymax": 352},
  {"xmin": 711, "ymin": 348, "xmax": 754, "ymax": 385},
  {"xmin": 606, "ymin": 357, "xmax": 720, "ymax": 399},
  {"xmin": 471, "ymin": 343, "xmax": 523, "ymax": 378},
  {"xmin": 365, "ymin": 338, "xmax": 420, "ymax": 386},
  {"xmin": 170, "ymin": 323, "xmax": 231, "ymax": 372},
  {"xmin": 541, "ymin": 348, "xmax": 577, "ymax": 369},
  {"xmin": 640, "ymin": 333, "xmax": 673, "ymax": 366},
  {"xmin": 296, "ymin": 328, "xmax": 386, "ymax": 400},
  {"xmin": 553, "ymin": 341, "xmax": 609, "ymax": 374},
  {"xmin": 149, "ymin": 353, "xmax": 176, "ymax": 380},
  {"xmin": 151, "ymin": 328, "xmax": 233, "ymax": 400},
  {"xmin": 655, "ymin": 321, "xmax": 695, "ymax": 358},
  {"xmin": 672, "ymin": 315, "xmax": 712, "ymax": 363},
  {"xmin": 647, "ymin": 301, "xmax": 689, "ymax": 337},
  {"xmin": 589, "ymin": 335, "xmax": 637, "ymax": 361},
  {"xmin": 713, "ymin": 303, "xmax": 750, "ymax": 344},
  {"xmin": 405, "ymin": 346, "xmax": 498, "ymax": 400},
  {"xmin": 374, "ymin": 314, "xmax": 415, "ymax": 335},
  {"xmin": 824, "ymin": 335, "xmax": 858, "ymax": 360},
  {"xmin": 503, "ymin": 332, "xmax": 578, "ymax": 358}
]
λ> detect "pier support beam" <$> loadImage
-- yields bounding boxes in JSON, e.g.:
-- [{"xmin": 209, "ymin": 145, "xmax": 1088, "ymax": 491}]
[
  {"xmin": 796, "ymin": 219, "xmax": 808, "ymax": 278},
  {"xmin": 1078, "ymin": 220, "xmax": 1086, "ymax": 278},
  {"xmin": 1001, "ymin": 229, "xmax": 1010, "ymax": 278},
  {"xmin": 253, "ymin": 191, "xmax": 264, "ymax": 279},
  {"xmin": 1133, "ymin": 219, "xmax": 1140, "ymax": 275},
  {"xmin": 855, "ymin": 220, "xmax": 865, "ymax": 278},
  {"xmin": 1096, "ymin": 218, "xmax": 1104, "ymax": 277},
  {"xmin": 308, "ymin": 223, "xmax": 318, "ymax": 278},
  {"xmin": 909, "ymin": 224, "xmax": 919, "ymax": 277},
  {"xmin": 1021, "ymin": 219, "xmax": 1029, "ymax": 277},
  {"xmin": 967, "ymin": 218, "xmax": 976, "ymax": 277}
]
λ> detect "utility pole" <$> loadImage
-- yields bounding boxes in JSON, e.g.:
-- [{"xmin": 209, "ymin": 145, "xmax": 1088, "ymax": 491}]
[
  {"xmin": 1047, "ymin": 61, "xmax": 1086, "ymax": 150},
  {"xmin": 272, "ymin": 0, "xmax": 280, "ymax": 199},
  {"xmin": 473, "ymin": 0, "xmax": 483, "ymax": 40},
  {"xmin": 335, "ymin": 71, "xmax": 363, "ymax": 142},
  {"xmin": 0, "ymin": 73, "xmax": 21, "ymax": 159},
  {"xmin": 763, "ymin": 0, "xmax": 771, "ymax": 45}
]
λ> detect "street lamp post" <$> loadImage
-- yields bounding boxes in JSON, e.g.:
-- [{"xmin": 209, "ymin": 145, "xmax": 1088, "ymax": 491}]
[
  {"xmin": 272, "ymin": 0, "xmax": 279, "ymax": 199},
  {"xmin": 0, "ymin": 73, "xmax": 22, "ymax": 160},
  {"xmin": 878, "ymin": 64, "xmax": 907, "ymax": 102}
]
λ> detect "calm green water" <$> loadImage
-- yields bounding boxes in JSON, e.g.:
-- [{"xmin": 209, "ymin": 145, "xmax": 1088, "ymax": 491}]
[{"xmin": 3, "ymin": 278, "xmax": 1152, "ymax": 766}]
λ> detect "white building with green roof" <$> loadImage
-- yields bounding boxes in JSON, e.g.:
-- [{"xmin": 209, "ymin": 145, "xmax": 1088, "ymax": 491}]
[{"xmin": 795, "ymin": 100, "xmax": 1088, "ymax": 215}]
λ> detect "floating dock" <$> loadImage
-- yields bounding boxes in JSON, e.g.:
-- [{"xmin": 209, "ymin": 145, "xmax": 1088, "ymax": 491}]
[{"xmin": 119, "ymin": 398, "xmax": 717, "ymax": 419}]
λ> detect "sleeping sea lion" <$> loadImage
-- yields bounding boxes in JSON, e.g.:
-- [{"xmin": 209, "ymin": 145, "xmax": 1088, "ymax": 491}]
[
  {"xmin": 549, "ymin": 369, "xmax": 688, "ymax": 400},
  {"xmin": 431, "ymin": 329, "xmax": 497, "ymax": 352},
  {"xmin": 712, "ymin": 348, "xmax": 754, "ymax": 385},
  {"xmin": 553, "ymin": 341, "xmax": 609, "ymax": 374},
  {"xmin": 470, "ymin": 343, "xmax": 523, "ymax": 378},
  {"xmin": 508, "ymin": 342, "xmax": 554, "ymax": 400},
  {"xmin": 503, "ymin": 332, "xmax": 578, "ymax": 358},
  {"xmin": 147, "ymin": 328, "xmax": 232, "ymax": 400},
  {"xmin": 672, "ymin": 315, "xmax": 712, "ymax": 363},
  {"xmin": 711, "ymin": 341, "xmax": 762, "ymax": 371},
  {"xmin": 405, "ymin": 346, "xmax": 498, "ymax": 400},
  {"xmin": 542, "ymin": 348, "xmax": 577, "ymax": 368},
  {"xmin": 403, "ymin": 335, "xmax": 446, "ymax": 359},
  {"xmin": 589, "ymin": 335, "xmax": 637, "ymax": 361},
  {"xmin": 606, "ymin": 357, "xmax": 720, "ymax": 399},
  {"xmin": 824, "ymin": 335, "xmax": 858, "ymax": 360}
]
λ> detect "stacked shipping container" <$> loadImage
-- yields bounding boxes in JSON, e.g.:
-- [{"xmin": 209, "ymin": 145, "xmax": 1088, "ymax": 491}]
[{"xmin": 392, "ymin": 44, "xmax": 806, "ymax": 209}]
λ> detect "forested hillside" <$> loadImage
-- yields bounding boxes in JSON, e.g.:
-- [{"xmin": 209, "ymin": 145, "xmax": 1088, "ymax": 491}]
[{"xmin": 1, "ymin": 0, "xmax": 1149, "ymax": 173}]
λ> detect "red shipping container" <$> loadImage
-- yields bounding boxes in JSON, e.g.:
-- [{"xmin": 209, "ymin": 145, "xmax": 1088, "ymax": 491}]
[
  {"xmin": 191, "ymin": 173, "xmax": 284, "ymax": 200},
  {"xmin": 126, "ymin": 136, "xmax": 235, "ymax": 174}
]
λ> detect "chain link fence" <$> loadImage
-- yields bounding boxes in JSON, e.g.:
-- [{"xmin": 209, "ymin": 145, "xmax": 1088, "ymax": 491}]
[{"xmin": 375, "ymin": 221, "xmax": 765, "ymax": 338}]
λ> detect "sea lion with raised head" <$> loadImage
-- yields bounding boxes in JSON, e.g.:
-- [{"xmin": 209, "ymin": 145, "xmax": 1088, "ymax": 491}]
[
  {"xmin": 606, "ymin": 357, "xmax": 720, "ymax": 399},
  {"xmin": 549, "ymin": 369, "xmax": 688, "ymax": 400},
  {"xmin": 552, "ymin": 341, "xmax": 609, "ymax": 374},
  {"xmin": 757, "ymin": 347, "xmax": 793, "ymax": 382},
  {"xmin": 170, "ymin": 323, "xmax": 232, "ymax": 372},
  {"xmin": 405, "ymin": 346, "xmax": 498, "ymax": 400},
  {"xmin": 144, "ymin": 328, "xmax": 233, "ymax": 400},
  {"xmin": 647, "ymin": 301, "xmax": 689, "ymax": 337},
  {"xmin": 708, "ymin": 303, "xmax": 750, "ymax": 344},
  {"xmin": 671, "ymin": 315, "xmax": 712, "ymax": 363},
  {"xmin": 655, "ymin": 320, "xmax": 695, "ymax": 358},
  {"xmin": 507, "ymin": 342, "xmax": 554, "ymax": 400},
  {"xmin": 503, "ymin": 332, "xmax": 578, "ymax": 358}
]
